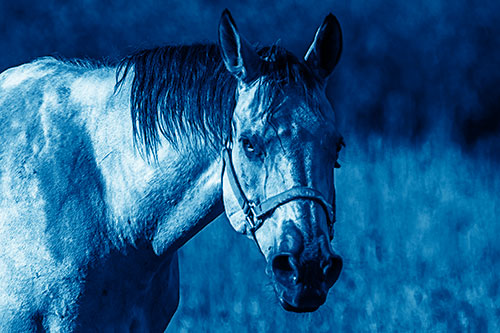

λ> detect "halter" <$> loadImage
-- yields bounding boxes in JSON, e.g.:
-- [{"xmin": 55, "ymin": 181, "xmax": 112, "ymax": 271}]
[{"xmin": 222, "ymin": 146, "xmax": 336, "ymax": 242}]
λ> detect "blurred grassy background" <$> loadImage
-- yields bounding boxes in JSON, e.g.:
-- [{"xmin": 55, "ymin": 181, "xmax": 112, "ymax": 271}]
[{"xmin": 168, "ymin": 136, "xmax": 500, "ymax": 332}]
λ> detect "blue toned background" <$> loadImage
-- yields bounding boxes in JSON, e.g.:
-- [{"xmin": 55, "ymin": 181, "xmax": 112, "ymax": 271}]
[{"xmin": 2, "ymin": 0, "xmax": 499, "ymax": 331}]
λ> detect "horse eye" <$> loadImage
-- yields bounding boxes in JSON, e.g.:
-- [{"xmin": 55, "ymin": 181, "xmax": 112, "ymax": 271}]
[{"xmin": 241, "ymin": 138, "xmax": 255, "ymax": 154}]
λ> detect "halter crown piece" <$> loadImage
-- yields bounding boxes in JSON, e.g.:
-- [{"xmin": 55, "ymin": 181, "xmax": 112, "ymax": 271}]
[{"xmin": 222, "ymin": 144, "xmax": 336, "ymax": 242}]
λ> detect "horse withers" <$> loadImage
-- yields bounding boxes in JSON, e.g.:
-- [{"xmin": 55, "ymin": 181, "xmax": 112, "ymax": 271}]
[{"xmin": 0, "ymin": 10, "xmax": 344, "ymax": 331}]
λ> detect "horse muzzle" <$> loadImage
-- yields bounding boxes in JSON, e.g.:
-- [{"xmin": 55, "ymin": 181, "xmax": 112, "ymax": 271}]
[{"xmin": 270, "ymin": 250, "xmax": 343, "ymax": 312}]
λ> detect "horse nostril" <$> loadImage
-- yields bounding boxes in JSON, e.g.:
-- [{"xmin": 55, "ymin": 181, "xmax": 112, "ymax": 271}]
[
  {"xmin": 272, "ymin": 254, "xmax": 299, "ymax": 286},
  {"xmin": 323, "ymin": 255, "xmax": 343, "ymax": 287}
]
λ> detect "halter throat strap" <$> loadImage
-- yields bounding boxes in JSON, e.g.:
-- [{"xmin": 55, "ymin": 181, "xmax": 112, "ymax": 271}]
[{"xmin": 222, "ymin": 147, "xmax": 335, "ymax": 238}]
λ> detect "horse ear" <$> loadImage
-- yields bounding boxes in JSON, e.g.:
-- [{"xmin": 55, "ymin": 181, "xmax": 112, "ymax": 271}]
[
  {"xmin": 218, "ymin": 9, "xmax": 260, "ymax": 82},
  {"xmin": 304, "ymin": 14, "xmax": 342, "ymax": 81}
]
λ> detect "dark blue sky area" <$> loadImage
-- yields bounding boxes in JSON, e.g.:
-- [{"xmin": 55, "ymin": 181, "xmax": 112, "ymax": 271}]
[{"xmin": 1, "ymin": 0, "xmax": 499, "ymax": 155}]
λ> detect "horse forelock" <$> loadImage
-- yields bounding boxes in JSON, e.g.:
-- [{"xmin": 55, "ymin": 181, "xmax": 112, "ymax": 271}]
[
  {"xmin": 114, "ymin": 43, "xmax": 324, "ymax": 159},
  {"xmin": 245, "ymin": 49, "xmax": 325, "ymax": 131}
]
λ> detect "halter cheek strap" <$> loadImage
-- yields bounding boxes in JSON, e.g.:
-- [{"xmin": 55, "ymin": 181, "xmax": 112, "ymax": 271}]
[{"xmin": 222, "ymin": 147, "xmax": 336, "ymax": 239}]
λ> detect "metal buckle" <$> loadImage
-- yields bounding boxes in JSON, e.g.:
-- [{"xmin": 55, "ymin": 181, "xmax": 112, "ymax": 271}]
[{"xmin": 245, "ymin": 203, "xmax": 262, "ymax": 233}]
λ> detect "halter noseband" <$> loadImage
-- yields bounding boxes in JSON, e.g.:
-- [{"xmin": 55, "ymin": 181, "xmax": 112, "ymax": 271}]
[{"xmin": 222, "ymin": 147, "xmax": 336, "ymax": 240}]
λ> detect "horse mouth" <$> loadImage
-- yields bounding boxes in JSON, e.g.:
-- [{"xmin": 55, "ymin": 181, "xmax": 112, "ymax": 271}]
[{"xmin": 279, "ymin": 297, "xmax": 320, "ymax": 313}]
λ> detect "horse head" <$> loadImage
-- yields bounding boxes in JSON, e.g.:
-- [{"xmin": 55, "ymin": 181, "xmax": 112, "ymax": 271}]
[{"xmin": 219, "ymin": 10, "xmax": 344, "ymax": 313}]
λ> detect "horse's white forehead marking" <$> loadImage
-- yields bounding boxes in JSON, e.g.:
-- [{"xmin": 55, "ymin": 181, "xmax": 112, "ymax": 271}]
[{"xmin": 0, "ymin": 64, "xmax": 54, "ymax": 89}]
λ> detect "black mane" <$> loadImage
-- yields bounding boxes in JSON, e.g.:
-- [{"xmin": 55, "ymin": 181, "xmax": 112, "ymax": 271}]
[{"xmin": 115, "ymin": 43, "xmax": 320, "ymax": 157}]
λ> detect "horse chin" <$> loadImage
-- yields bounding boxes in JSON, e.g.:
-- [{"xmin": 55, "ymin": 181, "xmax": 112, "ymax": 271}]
[
  {"xmin": 278, "ymin": 296, "xmax": 322, "ymax": 313},
  {"xmin": 275, "ymin": 287, "xmax": 327, "ymax": 313}
]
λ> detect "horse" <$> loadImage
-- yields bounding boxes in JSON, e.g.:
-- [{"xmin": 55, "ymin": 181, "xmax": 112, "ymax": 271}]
[{"xmin": 0, "ymin": 9, "xmax": 344, "ymax": 331}]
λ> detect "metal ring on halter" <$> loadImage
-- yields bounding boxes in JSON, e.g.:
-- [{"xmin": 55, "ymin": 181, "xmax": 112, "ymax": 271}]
[{"xmin": 245, "ymin": 202, "xmax": 263, "ymax": 233}]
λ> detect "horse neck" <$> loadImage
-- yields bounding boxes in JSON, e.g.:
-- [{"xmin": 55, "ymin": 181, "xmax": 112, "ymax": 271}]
[
  {"xmin": 89, "ymin": 71, "xmax": 225, "ymax": 256},
  {"xmin": 149, "ymin": 148, "xmax": 225, "ymax": 255}
]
